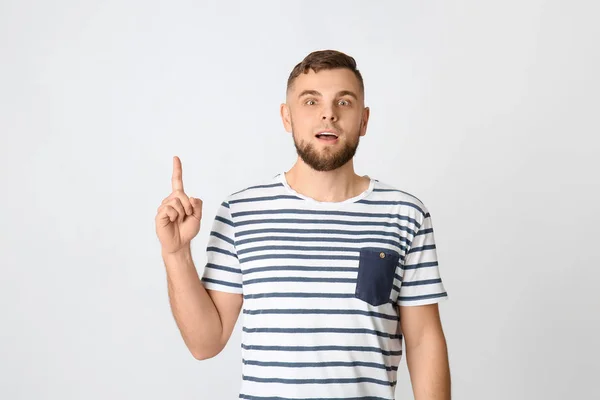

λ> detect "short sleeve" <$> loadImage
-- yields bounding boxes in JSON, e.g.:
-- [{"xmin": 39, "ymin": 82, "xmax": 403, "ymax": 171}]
[
  {"xmin": 397, "ymin": 206, "xmax": 448, "ymax": 306},
  {"xmin": 200, "ymin": 200, "xmax": 243, "ymax": 294}
]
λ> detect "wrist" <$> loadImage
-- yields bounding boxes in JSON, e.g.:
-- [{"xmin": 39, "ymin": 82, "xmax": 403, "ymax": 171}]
[{"xmin": 162, "ymin": 244, "xmax": 192, "ymax": 262}]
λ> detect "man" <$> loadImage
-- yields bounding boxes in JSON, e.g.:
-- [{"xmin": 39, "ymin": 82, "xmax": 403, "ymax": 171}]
[{"xmin": 155, "ymin": 50, "xmax": 451, "ymax": 400}]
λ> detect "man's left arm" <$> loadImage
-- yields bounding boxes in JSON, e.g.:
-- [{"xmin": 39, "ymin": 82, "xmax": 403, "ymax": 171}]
[{"xmin": 400, "ymin": 303, "xmax": 451, "ymax": 400}]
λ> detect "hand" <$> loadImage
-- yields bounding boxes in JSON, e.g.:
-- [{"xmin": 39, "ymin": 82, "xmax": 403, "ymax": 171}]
[{"xmin": 155, "ymin": 156, "xmax": 203, "ymax": 254}]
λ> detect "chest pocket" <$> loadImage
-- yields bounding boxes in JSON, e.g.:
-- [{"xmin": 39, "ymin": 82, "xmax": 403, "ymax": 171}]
[{"xmin": 354, "ymin": 248, "xmax": 399, "ymax": 306}]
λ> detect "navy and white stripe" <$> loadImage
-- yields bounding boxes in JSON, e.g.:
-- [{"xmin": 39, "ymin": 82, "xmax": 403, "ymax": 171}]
[{"xmin": 201, "ymin": 172, "xmax": 448, "ymax": 399}]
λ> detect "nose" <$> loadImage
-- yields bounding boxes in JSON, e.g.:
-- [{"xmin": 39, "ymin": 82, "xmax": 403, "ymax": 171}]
[{"xmin": 321, "ymin": 106, "xmax": 338, "ymax": 122}]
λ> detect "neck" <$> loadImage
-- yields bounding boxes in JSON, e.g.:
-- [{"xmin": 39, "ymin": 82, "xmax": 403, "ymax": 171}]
[{"xmin": 284, "ymin": 158, "xmax": 371, "ymax": 203}]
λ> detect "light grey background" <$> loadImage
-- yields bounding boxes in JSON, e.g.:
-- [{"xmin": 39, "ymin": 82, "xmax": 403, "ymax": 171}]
[{"xmin": 1, "ymin": 0, "xmax": 598, "ymax": 399}]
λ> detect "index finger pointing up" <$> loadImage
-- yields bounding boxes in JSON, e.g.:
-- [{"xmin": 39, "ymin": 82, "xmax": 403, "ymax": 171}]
[{"xmin": 172, "ymin": 156, "xmax": 184, "ymax": 192}]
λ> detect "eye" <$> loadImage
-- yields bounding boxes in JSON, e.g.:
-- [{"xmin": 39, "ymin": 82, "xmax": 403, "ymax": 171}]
[
  {"xmin": 305, "ymin": 99, "xmax": 317, "ymax": 105},
  {"xmin": 338, "ymin": 99, "xmax": 351, "ymax": 106}
]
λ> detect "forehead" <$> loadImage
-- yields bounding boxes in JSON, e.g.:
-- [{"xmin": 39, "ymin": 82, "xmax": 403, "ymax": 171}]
[{"xmin": 289, "ymin": 68, "xmax": 362, "ymax": 97}]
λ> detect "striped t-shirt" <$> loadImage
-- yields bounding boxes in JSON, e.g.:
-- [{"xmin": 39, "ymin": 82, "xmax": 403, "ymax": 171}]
[{"xmin": 200, "ymin": 172, "xmax": 448, "ymax": 400}]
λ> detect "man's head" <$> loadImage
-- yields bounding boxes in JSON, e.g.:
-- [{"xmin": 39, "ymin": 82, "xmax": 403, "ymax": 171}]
[{"xmin": 280, "ymin": 50, "xmax": 370, "ymax": 172}]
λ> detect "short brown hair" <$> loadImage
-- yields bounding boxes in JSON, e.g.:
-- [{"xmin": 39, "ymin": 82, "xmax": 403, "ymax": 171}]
[{"xmin": 286, "ymin": 50, "xmax": 364, "ymax": 94}]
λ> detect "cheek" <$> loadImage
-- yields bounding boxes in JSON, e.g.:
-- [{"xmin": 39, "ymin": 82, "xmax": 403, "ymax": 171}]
[
  {"xmin": 295, "ymin": 106, "xmax": 317, "ymax": 119},
  {"xmin": 291, "ymin": 109, "xmax": 314, "ymax": 128},
  {"xmin": 293, "ymin": 123, "xmax": 312, "ymax": 138}
]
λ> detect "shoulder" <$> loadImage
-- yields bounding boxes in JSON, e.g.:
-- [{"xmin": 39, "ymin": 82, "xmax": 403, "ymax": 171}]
[
  {"xmin": 370, "ymin": 178, "xmax": 431, "ymax": 218},
  {"xmin": 223, "ymin": 173, "xmax": 286, "ymax": 205}
]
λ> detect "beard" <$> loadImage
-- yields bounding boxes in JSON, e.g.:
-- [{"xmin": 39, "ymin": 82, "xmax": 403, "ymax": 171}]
[{"xmin": 292, "ymin": 125, "xmax": 361, "ymax": 172}]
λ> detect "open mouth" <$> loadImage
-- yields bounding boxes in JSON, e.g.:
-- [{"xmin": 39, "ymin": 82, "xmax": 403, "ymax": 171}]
[{"xmin": 315, "ymin": 132, "xmax": 339, "ymax": 142}]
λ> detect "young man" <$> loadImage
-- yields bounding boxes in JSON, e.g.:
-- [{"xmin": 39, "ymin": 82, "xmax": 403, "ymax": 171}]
[{"xmin": 155, "ymin": 50, "xmax": 451, "ymax": 400}]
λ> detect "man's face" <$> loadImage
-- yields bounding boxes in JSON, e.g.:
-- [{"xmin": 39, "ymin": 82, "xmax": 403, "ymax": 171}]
[{"xmin": 281, "ymin": 68, "xmax": 370, "ymax": 172}]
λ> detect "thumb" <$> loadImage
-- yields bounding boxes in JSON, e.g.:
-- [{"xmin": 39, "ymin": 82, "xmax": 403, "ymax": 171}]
[{"xmin": 190, "ymin": 197, "xmax": 203, "ymax": 219}]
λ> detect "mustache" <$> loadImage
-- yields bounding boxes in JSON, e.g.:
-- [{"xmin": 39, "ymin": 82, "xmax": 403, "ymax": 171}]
[{"xmin": 318, "ymin": 124, "xmax": 342, "ymax": 132}]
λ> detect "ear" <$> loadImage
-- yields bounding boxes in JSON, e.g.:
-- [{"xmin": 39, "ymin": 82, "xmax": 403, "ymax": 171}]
[
  {"xmin": 280, "ymin": 103, "xmax": 292, "ymax": 133},
  {"xmin": 359, "ymin": 106, "xmax": 370, "ymax": 137}
]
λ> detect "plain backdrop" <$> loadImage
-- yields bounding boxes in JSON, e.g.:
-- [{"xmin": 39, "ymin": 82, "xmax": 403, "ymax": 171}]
[{"xmin": 1, "ymin": 0, "xmax": 598, "ymax": 399}]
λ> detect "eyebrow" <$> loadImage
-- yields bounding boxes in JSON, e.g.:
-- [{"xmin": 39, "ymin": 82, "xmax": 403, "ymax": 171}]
[{"xmin": 298, "ymin": 90, "xmax": 358, "ymax": 100}]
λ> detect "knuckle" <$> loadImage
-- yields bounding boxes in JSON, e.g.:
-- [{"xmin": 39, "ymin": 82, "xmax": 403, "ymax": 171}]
[{"xmin": 173, "ymin": 191, "xmax": 188, "ymax": 202}]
